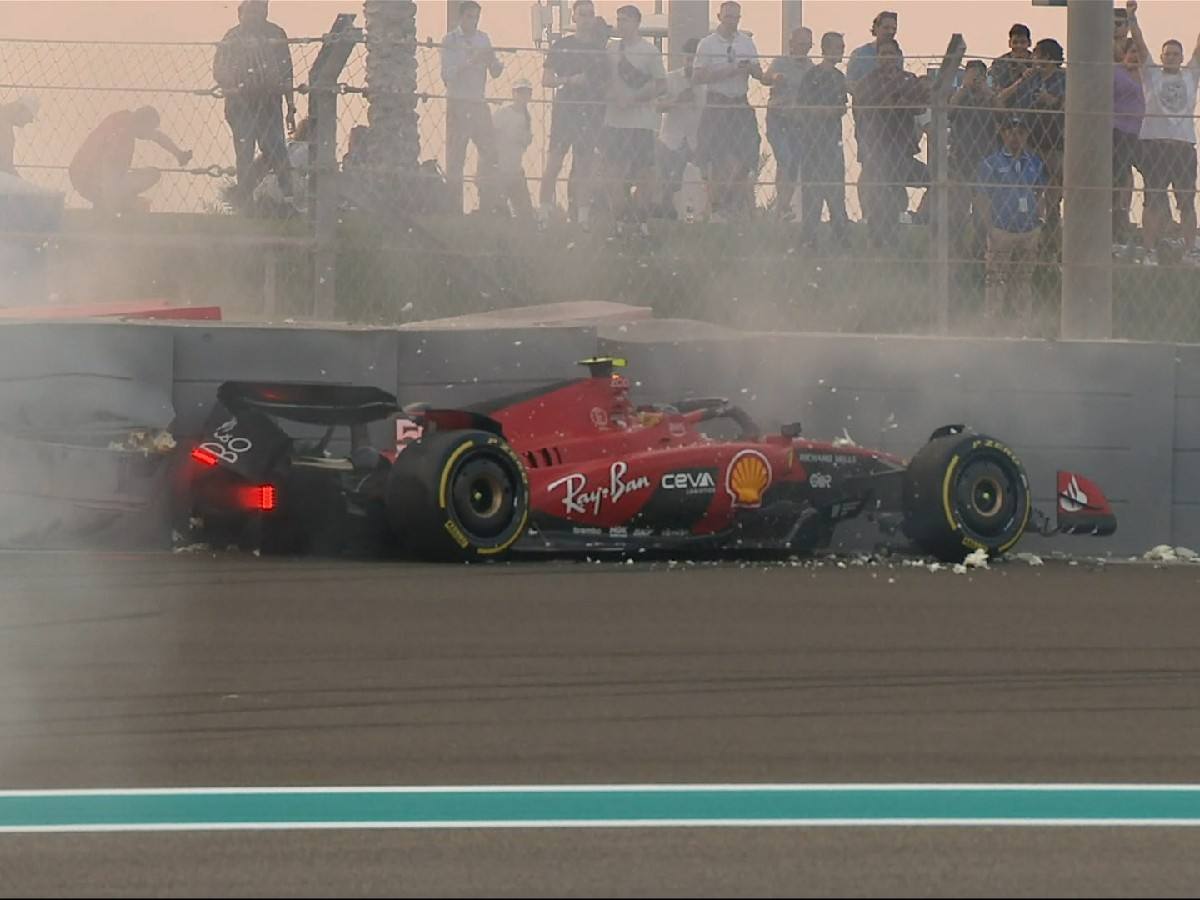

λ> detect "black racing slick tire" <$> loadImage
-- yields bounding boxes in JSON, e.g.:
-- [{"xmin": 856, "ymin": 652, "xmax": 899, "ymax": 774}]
[
  {"xmin": 386, "ymin": 430, "xmax": 529, "ymax": 561},
  {"xmin": 902, "ymin": 432, "xmax": 1031, "ymax": 562}
]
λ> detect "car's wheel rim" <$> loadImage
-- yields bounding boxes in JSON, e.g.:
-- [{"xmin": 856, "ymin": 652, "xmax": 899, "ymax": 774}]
[
  {"xmin": 451, "ymin": 455, "xmax": 517, "ymax": 540},
  {"xmin": 955, "ymin": 458, "xmax": 1019, "ymax": 538}
]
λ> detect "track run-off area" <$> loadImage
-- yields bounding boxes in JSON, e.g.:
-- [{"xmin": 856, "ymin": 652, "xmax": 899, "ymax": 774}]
[{"xmin": 1, "ymin": 550, "xmax": 1199, "ymax": 895}]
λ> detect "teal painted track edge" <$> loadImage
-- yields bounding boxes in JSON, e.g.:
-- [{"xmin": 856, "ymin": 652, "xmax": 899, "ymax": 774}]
[{"xmin": 2, "ymin": 787, "xmax": 1200, "ymax": 830}]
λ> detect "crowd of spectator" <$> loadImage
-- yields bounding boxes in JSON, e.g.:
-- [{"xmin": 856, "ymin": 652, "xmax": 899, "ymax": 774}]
[
  {"xmin": 4, "ymin": 0, "xmax": 1200, "ymax": 321},
  {"xmin": 435, "ymin": 1, "xmax": 1200, "ymax": 280}
]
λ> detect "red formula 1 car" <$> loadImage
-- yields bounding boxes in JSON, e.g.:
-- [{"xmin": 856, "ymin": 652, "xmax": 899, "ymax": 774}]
[
  {"xmin": 181, "ymin": 359, "xmax": 1116, "ymax": 562},
  {"xmin": 463, "ymin": 358, "xmax": 1116, "ymax": 560}
]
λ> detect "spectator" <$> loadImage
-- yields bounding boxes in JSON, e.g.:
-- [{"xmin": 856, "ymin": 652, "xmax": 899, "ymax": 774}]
[
  {"xmin": 1128, "ymin": 0, "xmax": 1200, "ymax": 265},
  {"xmin": 440, "ymin": 0, "xmax": 503, "ymax": 214},
  {"xmin": 68, "ymin": 106, "xmax": 191, "ymax": 213},
  {"xmin": 853, "ymin": 39, "xmax": 931, "ymax": 249},
  {"xmin": 252, "ymin": 115, "xmax": 310, "ymax": 216},
  {"xmin": 0, "ymin": 95, "xmax": 38, "ymax": 177},
  {"xmin": 493, "ymin": 79, "xmax": 535, "ymax": 221},
  {"xmin": 1112, "ymin": 37, "xmax": 1145, "ymax": 247},
  {"xmin": 991, "ymin": 24, "xmax": 1034, "ymax": 102},
  {"xmin": 693, "ymin": 0, "xmax": 772, "ymax": 222},
  {"xmin": 213, "ymin": 0, "xmax": 296, "ymax": 213},
  {"xmin": 600, "ymin": 4, "xmax": 666, "ymax": 237},
  {"xmin": 1114, "ymin": 6, "xmax": 1131, "ymax": 62},
  {"xmin": 655, "ymin": 36, "xmax": 704, "ymax": 219},
  {"xmin": 948, "ymin": 60, "xmax": 997, "ymax": 258},
  {"xmin": 796, "ymin": 31, "xmax": 850, "ymax": 248},
  {"xmin": 539, "ymin": 0, "xmax": 610, "ymax": 227},
  {"xmin": 1004, "ymin": 38, "xmax": 1065, "ymax": 244},
  {"xmin": 976, "ymin": 116, "xmax": 1046, "ymax": 330},
  {"xmin": 847, "ymin": 10, "xmax": 899, "ymax": 92},
  {"xmin": 765, "ymin": 27, "xmax": 814, "ymax": 220}
]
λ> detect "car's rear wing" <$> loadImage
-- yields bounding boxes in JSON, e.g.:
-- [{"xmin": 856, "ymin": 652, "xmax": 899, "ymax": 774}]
[{"xmin": 217, "ymin": 382, "xmax": 399, "ymax": 426}]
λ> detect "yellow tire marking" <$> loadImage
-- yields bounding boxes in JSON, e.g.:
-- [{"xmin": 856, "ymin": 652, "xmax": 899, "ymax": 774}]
[
  {"xmin": 477, "ymin": 505, "xmax": 529, "ymax": 556},
  {"xmin": 438, "ymin": 441, "xmax": 476, "ymax": 510},
  {"xmin": 941, "ymin": 454, "xmax": 961, "ymax": 532}
]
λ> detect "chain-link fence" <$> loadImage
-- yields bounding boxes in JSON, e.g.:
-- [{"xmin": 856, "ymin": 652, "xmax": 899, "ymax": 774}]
[{"xmin": 2, "ymin": 32, "xmax": 1199, "ymax": 342}]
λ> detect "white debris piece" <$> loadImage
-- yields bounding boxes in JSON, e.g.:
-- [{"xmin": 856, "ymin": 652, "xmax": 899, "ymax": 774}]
[
  {"xmin": 1013, "ymin": 552, "xmax": 1044, "ymax": 566},
  {"xmin": 1143, "ymin": 545, "xmax": 1200, "ymax": 563},
  {"xmin": 173, "ymin": 543, "xmax": 211, "ymax": 554},
  {"xmin": 109, "ymin": 429, "xmax": 177, "ymax": 456},
  {"xmin": 1143, "ymin": 544, "xmax": 1178, "ymax": 562},
  {"xmin": 962, "ymin": 548, "xmax": 990, "ymax": 569},
  {"xmin": 952, "ymin": 563, "xmax": 968, "ymax": 575},
  {"xmin": 832, "ymin": 428, "xmax": 857, "ymax": 448}
]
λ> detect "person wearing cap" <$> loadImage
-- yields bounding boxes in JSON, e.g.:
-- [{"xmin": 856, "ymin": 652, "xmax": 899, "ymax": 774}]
[
  {"xmin": 68, "ymin": 106, "xmax": 192, "ymax": 213},
  {"xmin": 493, "ymin": 79, "xmax": 535, "ymax": 220},
  {"xmin": 975, "ymin": 116, "xmax": 1046, "ymax": 330},
  {"xmin": 213, "ymin": 0, "xmax": 296, "ymax": 213},
  {"xmin": 1, "ymin": 95, "xmax": 38, "ymax": 178}
]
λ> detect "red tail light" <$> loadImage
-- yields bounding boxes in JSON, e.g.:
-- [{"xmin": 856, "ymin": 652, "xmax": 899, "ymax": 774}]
[
  {"xmin": 238, "ymin": 485, "xmax": 277, "ymax": 512},
  {"xmin": 191, "ymin": 445, "xmax": 219, "ymax": 467}
]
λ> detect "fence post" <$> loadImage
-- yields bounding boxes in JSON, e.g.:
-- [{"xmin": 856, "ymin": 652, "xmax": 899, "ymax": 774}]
[
  {"xmin": 929, "ymin": 35, "xmax": 966, "ymax": 335},
  {"xmin": 308, "ymin": 15, "xmax": 362, "ymax": 320},
  {"xmin": 1061, "ymin": 0, "xmax": 1113, "ymax": 339}
]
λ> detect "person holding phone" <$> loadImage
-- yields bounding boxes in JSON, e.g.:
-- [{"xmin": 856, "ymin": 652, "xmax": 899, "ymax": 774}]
[
  {"xmin": 693, "ymin": 0, "xmax": 772, "ymax": 221},
  {"xmin": 440, "ymin": 0, "xmax": 504, "ymax": 214}
]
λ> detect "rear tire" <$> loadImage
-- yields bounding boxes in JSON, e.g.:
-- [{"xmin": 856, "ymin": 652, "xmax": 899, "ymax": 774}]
[
  {"xmin": 902, "ymin": 432, "xmax": 1031, "ymax": 562},
  {"xmin": 386, "ymin": 430, "xmax": 529, "ymax": 561}
]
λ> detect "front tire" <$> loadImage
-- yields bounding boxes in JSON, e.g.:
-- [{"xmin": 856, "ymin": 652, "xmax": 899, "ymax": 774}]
[
  {"xmin": 902, "ymin": 431, "xmax": 1031, "ymax": 562},
  {"xmin": 386, "ymin": 430, "xmax": 529, "ymax": 561}
]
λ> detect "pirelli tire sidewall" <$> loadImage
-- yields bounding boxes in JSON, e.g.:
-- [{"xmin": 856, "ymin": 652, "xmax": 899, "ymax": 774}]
[
  {"xmin": 386, "ymin": 429, "xmax": 530, "ymax": 561},
  {"xmin": 902, "ymin": 433, "xmax": 1031, "ymax": 562}
]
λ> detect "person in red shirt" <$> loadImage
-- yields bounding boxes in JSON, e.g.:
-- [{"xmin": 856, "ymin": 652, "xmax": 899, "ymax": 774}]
[{"xmin": 68, "ymin": 106, "xmax": 191, "ymax": 212}]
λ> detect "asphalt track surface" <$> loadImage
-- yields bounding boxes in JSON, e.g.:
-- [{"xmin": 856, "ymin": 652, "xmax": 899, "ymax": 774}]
[{"xmin": 2, "ymin": 551, "xmax": 1200, "ymax": 896}]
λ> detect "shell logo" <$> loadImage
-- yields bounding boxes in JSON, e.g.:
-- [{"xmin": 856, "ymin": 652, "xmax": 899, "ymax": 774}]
[{"xmin": 726, "ymin": 450, "xmax": 773, "ymax": 508}]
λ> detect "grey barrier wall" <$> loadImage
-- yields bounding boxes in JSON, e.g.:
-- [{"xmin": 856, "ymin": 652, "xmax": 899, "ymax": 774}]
[
  {"xmin": 0, "ymin": 322, "xmax": 175, "ymax": 548},
  {"xmin": 0, "ymin": 318, "xmax": 1192, "ymax": 556}
]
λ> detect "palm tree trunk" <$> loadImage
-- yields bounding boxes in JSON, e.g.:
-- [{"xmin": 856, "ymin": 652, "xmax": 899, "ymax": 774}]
[{"xmin": 363, "ymin": 1, "xmax": 419, "ymax": 172}]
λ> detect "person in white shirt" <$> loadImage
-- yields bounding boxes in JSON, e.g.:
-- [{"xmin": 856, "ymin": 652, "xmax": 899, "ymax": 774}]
[
  {"xmin": 692, "ymin": 1, "xmax": 772, "ymax": 220},
  {"xmin": 600, "ymin": 4, "xmax": 666, "ymax": 236},
  {"xmin": 440, "ymin": 0, "xmax": 503, "ymax": 214},
  {"xmin": 655, "ymin": 37, "xmax": 704, "ymax": 218},
  {"xmin": 493, "ymin": 79, "xmax": 535, "ymax": 220},
  {"xmin": 1128, "ymin": 0, "xmax": 1200, "ymax": 260}
]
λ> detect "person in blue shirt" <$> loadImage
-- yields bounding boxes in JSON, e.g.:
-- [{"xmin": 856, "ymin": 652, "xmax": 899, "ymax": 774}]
[
  {"xmin": 846, "ymin": 10, "xmax": 899, "ymax": 93},
  {"xmin": 976, "ymin": 116, "xmax": 1047, "ymax": 330}
]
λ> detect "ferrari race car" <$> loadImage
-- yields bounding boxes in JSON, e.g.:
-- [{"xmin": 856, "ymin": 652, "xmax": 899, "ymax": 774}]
[{"xmin": 179, "ymin": 359, "xmax": 1116, "ymax": 562}]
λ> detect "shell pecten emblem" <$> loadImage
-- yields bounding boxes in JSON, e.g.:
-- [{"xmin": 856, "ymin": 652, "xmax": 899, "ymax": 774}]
[{"xmin": 726, "ymin": 450, "xmax": 773, "ymax": 508}]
